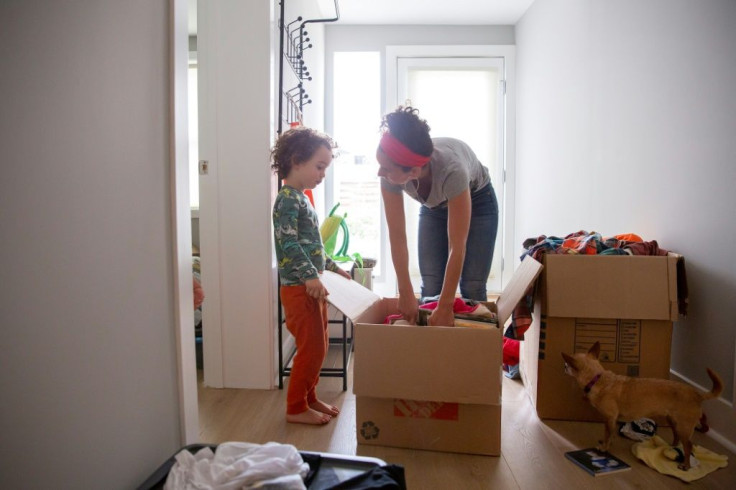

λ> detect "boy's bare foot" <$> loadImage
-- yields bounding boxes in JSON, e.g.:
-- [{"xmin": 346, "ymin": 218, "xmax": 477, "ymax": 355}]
[
  {"xmin": 286, "ymin": 408, "xmax": 331, "ymax": 425},
  {"xmin": 309, "ymin": 399, "xmax": 340, "ymax": 416}
]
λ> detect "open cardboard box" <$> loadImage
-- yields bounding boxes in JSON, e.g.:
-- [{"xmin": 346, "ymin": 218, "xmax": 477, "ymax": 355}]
[
  {"xmin": 520, "ymin": 253, "xmax": 685, "ymax": 422},
  {"xmin": 321, "ymin": 257, "xmax": 543, "ymax": 455}
]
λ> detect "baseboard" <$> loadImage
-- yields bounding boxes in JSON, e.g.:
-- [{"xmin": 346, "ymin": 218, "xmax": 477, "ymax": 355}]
[{"xmin": 671, "ymin": 369, "xmax": 736, "ymax": 454}]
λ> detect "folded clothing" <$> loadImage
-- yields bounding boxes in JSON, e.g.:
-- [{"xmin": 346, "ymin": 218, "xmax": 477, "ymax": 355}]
[
  {"xmin": 165, "ymin": 441, "xmax": 309, "ymax": 489},
  {"xmin": 631, "ymin": 435, "xmax": 728, "ymax": 482}
]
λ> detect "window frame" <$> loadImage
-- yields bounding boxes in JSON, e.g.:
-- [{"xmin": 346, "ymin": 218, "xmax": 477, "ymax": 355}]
[
  {"xmin": 384, "ymin": 44, "xmax": 517, "ymax": 295},
  {"xmin": 326, "ymin": 45, "xmax": 516, "ymax": 297}
]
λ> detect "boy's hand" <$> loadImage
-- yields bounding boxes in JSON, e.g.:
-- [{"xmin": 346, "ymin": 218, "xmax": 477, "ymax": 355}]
[
  {"xmin": 336, "ymin": 268, "xmax": 352, "ymax": 280},
  {"xmin": 305, "ymin": 277, "xmax": 328, "ymax": 299}
]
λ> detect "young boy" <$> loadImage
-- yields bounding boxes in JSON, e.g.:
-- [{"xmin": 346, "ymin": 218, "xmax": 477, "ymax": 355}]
[{"xmin": 271, "ymin": 127, "xmax": 350, "ymax": 425}]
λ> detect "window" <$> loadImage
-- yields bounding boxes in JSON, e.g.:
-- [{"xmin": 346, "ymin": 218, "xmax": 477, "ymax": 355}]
[
  {"xmin": 329, "ymin": 52, "xmax": 383, "ymax": 278},
  {"xmin": 386, "ymin": 45, "xmax": 516, "ymax": 296},
  {"xmin": 396, "ymin": 57, "xmax": 505, "ymax": 294},
  {"xmin": 330, "ymin": 46, "xmax": 515, "ymax": 298}
]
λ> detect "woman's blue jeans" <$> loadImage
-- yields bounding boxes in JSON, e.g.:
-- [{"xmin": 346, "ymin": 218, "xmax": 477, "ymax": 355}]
[{"xmin": 417, "ymin": 184, "xmax": 499, "ymax": 301}]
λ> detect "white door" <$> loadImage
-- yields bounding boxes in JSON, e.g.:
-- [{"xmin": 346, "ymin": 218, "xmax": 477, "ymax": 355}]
[{"xmin": 388, "ymin": 48, "xmax": 512, "ymax": 294}]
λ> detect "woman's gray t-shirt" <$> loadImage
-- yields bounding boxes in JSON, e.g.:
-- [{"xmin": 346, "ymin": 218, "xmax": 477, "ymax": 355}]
[{"xmin": 381, "ymin": 137, "xmax": 491, "ymax": 208}]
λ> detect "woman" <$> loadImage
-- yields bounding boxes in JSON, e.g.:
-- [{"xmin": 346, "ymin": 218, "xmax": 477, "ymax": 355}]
[{"xmin": 377, "ymin": 106, "xmax": 499, "ymax": 326}]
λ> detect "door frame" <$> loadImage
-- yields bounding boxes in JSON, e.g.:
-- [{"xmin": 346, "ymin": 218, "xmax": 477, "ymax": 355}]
[
  {"xmin": 170, "ymin": 0, "xmax": 199, "ymax": 444},
  {"xmin": 385, "ymin": 45, "xmax": 517, "ymax": 290}
]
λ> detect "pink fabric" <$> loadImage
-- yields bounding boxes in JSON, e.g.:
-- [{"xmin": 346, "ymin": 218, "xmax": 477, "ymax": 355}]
[
  {"xmin": 503, "ymin": 337, "xmax": 520, "ymax": 366},
  {"xmin": 379, "ymin": 132, "xmax": 431, "ymax": 167},
  {"xmin": 420, "ymin": 297, "xmax": 480, "ymax": 314},
  {"xmin": 384, "ymin": 297, "xmax": 481, "ymax": 324},
  {"xmin": 385, "ymin": 313, "xmax": 404, "ymax": 324}
]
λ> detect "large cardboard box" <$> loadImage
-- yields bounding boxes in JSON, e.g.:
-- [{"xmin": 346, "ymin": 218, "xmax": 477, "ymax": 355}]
[
  {"xmin": 520, "ymin": 253, "xmax": 684, "ymax": 422},
  {"xmin": 321, "ymin": 257, "xmax": 543, "ymax": 455}
]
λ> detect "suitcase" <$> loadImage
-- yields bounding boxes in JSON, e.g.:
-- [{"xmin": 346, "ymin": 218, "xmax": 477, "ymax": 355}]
[{"xmin": 137, "ymin": 443, "xmax": 395, "ymax": 490}]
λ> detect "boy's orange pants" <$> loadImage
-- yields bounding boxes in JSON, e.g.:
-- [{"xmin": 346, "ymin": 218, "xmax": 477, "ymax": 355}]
[{"xmin": 281, "ymin": 285, "xmax": 329, "ymax": 415}]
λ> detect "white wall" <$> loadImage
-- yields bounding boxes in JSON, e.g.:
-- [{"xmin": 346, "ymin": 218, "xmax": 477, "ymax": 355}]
[
  {"xmin": 0, "ymin": 1, "xmax": 185, "ymax": 488},
  {"xmin": 286, "ymin": 0, "xmax": 329, "ymax": 132},
  {"xmin": 198, "ymin": 0, "xmax": 277, "ymax": 388},
  {"xmin": 516, "ymin": 0, "xmax": 736, "ymax": 443}
]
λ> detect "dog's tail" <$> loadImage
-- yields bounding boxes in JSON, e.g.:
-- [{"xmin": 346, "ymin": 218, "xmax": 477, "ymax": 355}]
[{"xmin": 702, "ymin": 368, "xmax": 723, "ymax": 400}]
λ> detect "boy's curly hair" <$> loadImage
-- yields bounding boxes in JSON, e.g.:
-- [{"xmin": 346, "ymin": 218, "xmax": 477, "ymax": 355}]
[
  {"xmin": 380, "ymin": 105, "xmax": 433, "ymax": 158},
  {"xmin": 270, "ymin": 127, "xmax": 336, "ymax": 180}
]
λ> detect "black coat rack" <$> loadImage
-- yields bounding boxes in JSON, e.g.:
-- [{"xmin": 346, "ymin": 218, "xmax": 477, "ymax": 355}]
[
  {"xmin": 276, "ymin": 1, "xmax": 345, "ymax": 390},
  {"xmin": 277, "ymin": 0, "xmax": 339, "ymax": 133}
]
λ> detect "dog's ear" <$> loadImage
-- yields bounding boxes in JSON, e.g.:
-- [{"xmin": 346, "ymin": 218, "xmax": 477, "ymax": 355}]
[
  {"xmin": 562, "ymin": 352, "xmax": 578, "ymax": 371},
  {"xmin": 587, "ymin": 341, "xmax": 601, "ymax": 359}
]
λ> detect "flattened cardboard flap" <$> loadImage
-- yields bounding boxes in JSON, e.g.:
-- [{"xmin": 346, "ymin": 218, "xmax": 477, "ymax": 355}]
[
  {"xmin": 542, "ymin": 255, "xmax": 677, "ymax": 320},
  {"xmin": 321, "ymin": 271, "xmax": 381, "ymax": 321},
  {"xmin": 496, "ymin": 257, "xmax": 544, "ymax": 325}
]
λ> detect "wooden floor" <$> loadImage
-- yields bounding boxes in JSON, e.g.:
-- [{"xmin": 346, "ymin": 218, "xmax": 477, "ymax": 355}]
[{"xmin": 198, "ymin": 347, "xmax": 734, "ymax": 489}]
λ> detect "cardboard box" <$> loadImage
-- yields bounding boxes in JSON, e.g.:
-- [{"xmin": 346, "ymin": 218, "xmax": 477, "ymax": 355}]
[
  {"xmin": 327, "ymin": 268, "xmax": 373, "ymax": 338},
  {"xmin": 321, "ymin": 257, "xmax": 543, "ymax": 455},
  {"xmin": 520, "ymin": 253, "xmax": 683, "ymax": 422}
]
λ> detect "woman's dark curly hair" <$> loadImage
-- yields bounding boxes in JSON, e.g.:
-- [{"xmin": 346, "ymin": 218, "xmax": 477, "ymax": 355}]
[
  {"xmin": 380, "ymin": 105, "xmax": 434, "ymax": 159},
  {"xmin": 270, "ymin": 127, "xmax": 336, "ymax": 180}
]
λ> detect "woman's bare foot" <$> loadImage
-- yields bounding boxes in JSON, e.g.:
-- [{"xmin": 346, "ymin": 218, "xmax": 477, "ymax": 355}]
[
  {"xmin": 309, "ymin": 399, "xmax": 340, "ymax": 416},
  {"xmin": 286, "ymin": 408, "xmax": 331, "ymax": 425}
]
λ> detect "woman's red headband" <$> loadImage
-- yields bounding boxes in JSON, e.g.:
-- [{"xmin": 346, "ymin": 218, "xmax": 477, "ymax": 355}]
[{"xmin": 379, "ymin": 132, "xmax": 431, "ymax": 167}]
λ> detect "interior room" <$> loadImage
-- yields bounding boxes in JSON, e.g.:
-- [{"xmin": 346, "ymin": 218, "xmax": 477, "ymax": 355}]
[{"xmin": 2, "ymin": 0, "xmax": 735, "ymax": 488}]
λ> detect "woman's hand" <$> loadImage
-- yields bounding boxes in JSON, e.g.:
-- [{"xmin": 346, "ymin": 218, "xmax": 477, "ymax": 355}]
[
  {"xmin": 428, "ymin": 305, "xmax": 455, "ymax": 327},
  {"xmin": 336, "ymin": 268, "xmax": 352, "ymax": 280},
  {"xmin": 305, "ymin": 277, "xmax": 328, "ymax": 299},
  {"xmin": 398, "ymin": 293, "xmax": 419, "ymax": 325}
]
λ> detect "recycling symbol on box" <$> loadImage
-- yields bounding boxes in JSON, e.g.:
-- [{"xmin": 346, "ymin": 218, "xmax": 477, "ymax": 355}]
[{"xmin": 360, "ymin": 421, "xmax": 380, "ymax": 440}]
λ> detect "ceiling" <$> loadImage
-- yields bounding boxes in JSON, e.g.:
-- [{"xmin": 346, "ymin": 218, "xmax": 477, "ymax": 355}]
[
  {"xmin": 188, "ymin": 0, "xmax": 536, "ymax": 35},
  {"xmin": 327, "ymin": 0, "xmax": 535, "ymax": 25}
]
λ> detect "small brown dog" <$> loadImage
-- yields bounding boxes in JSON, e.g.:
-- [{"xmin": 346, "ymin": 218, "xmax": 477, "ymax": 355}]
[{"xmin": 562, "ymin": 342, "xmax": 722, "ymax": 470}]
